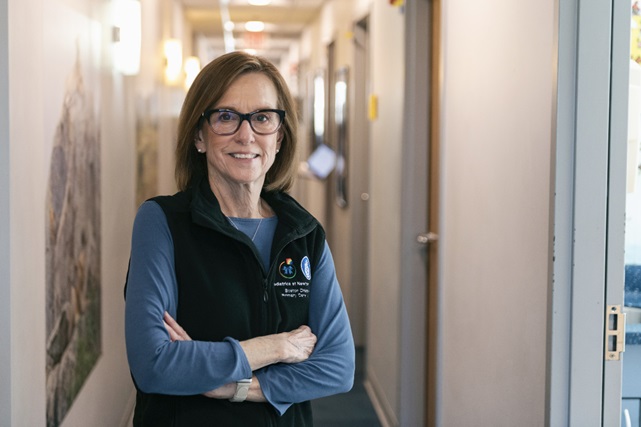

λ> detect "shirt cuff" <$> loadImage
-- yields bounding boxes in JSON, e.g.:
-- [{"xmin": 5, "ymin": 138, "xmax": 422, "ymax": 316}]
[
  {"xmin": 223, "ymin": 337, "xmax": 253, "ymax": 380},
  {"xmin": 255, "ymin": 369, "xmax": 292, "ymax": 416}
]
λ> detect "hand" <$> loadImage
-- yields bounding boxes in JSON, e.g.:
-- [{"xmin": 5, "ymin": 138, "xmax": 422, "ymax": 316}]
[
  {"xmin": 163, "ymin": 311, "xmax": 192, "ymax": 341},
  {"xmin": 202, "ymin": 377, "xmax": 265, "ymax": 402},
  {"xmin": 202, "ymin": 382, "xmax": 236, "ymax": 399},
  {"xmin": 238, "ymin": 325, "xmax": 317, "ymax": 371},
  {"xmin": 279, "ymin": 325, "xmax": 317, "ymax": 363}
]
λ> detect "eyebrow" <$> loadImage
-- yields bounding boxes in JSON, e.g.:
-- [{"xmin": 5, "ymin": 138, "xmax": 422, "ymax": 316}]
[{"xmin": 213, "ymin": 105, "xmax": 278, "ymax": 113}]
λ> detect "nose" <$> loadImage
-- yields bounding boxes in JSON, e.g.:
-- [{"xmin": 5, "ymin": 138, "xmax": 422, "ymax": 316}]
[{"xmin": 235, "ymin": 119, "xmax": 255, "ymax": 144}]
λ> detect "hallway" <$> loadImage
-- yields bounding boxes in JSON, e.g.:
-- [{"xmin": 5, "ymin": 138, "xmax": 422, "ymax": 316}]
[
  {"xmin": 312, "ymin": 348, "xmax": 381, "ymax": 427},
  {"xmin": 3, "ymin": 0, "xmax": 627, "ymax": 425}
]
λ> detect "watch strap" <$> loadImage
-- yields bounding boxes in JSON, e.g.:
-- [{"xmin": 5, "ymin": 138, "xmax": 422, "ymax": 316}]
[{"xmin": 229, "ymin": 378, "xmax": 252, "ymax": 402}]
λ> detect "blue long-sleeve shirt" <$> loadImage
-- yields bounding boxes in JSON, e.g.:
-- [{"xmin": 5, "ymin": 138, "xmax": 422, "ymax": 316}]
[{"xmin": 125, "ymin": 201, "xmax": 355, "ymax": 415}]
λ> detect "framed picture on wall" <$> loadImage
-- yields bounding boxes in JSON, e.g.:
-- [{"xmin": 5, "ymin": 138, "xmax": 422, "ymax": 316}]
[
  {"xmin": 311, "ymin": 69, "xmax": 327, "ymax": 149},
  {"xmin": 334, "ymin": 67, "xmax": 349, "ymax": 208}
]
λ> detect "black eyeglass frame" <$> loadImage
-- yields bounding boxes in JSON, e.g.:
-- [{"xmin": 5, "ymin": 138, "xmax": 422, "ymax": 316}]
[{"xmin": 201, "ymin": 108, "xmax": 286, "ymax": 136}]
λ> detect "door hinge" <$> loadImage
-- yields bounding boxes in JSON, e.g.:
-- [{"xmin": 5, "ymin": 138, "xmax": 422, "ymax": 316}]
[{"xmin": 605, "ymin": 305, "xmax": 626, "ymax": 361}]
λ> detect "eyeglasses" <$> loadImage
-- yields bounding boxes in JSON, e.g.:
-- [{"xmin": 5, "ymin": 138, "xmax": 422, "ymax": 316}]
[{"xmin": 201, "ymin": 108, "xmax": 285, "ymax": 136}]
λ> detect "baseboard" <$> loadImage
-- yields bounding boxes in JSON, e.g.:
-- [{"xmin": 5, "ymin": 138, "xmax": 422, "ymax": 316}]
[{"xmin": 364, "ymin": 368, "xmax": 399, "ymax": 427}]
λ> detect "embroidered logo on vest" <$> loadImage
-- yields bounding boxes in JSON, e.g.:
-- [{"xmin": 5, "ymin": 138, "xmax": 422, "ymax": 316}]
[
  {"xmin": 275, "ymin": 256, "xmax": 311, "ymax": 299},
  {"xmin": 301, "ymin": 256, "xmax": 312, "ymax": 280},
  {"xmin": 279, "ymin": 258, "xmax": 297, "ymax": 279}
]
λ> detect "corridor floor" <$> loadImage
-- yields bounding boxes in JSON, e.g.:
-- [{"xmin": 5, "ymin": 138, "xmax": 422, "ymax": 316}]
[{"xmin": 311, "ymin": 348, "xmax": 381, "ymax": 427}]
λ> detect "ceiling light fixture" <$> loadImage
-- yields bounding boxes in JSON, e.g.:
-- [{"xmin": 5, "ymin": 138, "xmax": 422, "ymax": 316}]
[{"xmin": 245, "ymin": 21, "xmax": 265, "ymax": 32}]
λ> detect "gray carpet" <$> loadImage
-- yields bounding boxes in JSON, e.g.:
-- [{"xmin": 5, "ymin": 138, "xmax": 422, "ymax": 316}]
[{"xmin": 311, "ymin": 348, "xmax": 381, "ymax": 427}]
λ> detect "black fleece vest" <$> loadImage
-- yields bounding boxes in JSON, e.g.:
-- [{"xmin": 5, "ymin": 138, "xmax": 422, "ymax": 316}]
[{"xmin": 132, "ymin": 180, "xmax": 325, "ymax": 427}]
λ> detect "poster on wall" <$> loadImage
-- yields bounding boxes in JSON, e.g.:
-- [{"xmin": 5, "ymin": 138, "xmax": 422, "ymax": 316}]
[{"xmin": 45, "ymin": 56, "xmax": 102, "ymax": 427}]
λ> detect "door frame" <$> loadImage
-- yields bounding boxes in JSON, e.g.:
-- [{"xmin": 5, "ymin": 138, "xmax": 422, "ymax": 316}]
[
  {"xmin": 0, "ymin": 0, "xmax": 10, "ymax": 424},
  {"xmin": 399, "ymin": 0, "xmax": 432, "ymax": 425},
  {"xmin": 427, "ymin": 0, "xmax": 442, "ymax": 424},
  {"xmin": 604, "ymin": 0, "xmax": 630, "ymax": 425},
  {"xmin": 350, "ymin": 16, "xmax": 371, "ymax": 347},
  {"xmin": 549, "ymin": 0, "xmax": 629, "ymax": 424}
]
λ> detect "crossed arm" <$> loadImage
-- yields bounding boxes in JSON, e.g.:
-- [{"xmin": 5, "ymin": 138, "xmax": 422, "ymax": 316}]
[{"xmin": 163, "ymin": 312, "xmax": 317, "ymax": 402}]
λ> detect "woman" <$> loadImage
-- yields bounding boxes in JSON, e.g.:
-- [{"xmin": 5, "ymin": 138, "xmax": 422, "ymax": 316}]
[{"xmin": 124, "ymin": 51, "xmax": 355, "ymax": 427}]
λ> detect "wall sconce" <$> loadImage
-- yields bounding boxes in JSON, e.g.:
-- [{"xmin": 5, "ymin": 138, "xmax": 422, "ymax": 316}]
[
  {"xmin": 164, "ymin": 39, "xmax": 183, "ymax": 85},
  {"xmin": 112, "ymin": 0, "xmax": 141, "ymax": 75},
  {"xmin": 184, "ymin": 56, "xmax": 201, "ymax": 91}
]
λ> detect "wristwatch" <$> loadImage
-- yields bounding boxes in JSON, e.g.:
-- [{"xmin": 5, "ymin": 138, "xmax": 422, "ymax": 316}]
[{"xmin": 229, "ymin": 378, "xmax": 252, "ymax": 402}]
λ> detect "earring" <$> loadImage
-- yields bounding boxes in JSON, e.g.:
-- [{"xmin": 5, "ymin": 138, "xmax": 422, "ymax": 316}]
[
  {"xmin": 276, "ymin": 149, "xmax": 280, "ymax": 153},
  {"xmin": 197, "ymin": 148, "xmax": 203, "ymax": 153}
]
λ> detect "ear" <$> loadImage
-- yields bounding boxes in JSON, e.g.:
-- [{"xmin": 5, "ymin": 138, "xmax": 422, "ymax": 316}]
[{"xmin": 194, "ymin": 130, "xmax": 206, "ymax": 153}]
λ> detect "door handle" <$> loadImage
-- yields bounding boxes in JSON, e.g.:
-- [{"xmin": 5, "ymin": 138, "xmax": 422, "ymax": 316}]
[{"xmin": 416, "ymin": 232, "xmax": 438, "ymax": 245}]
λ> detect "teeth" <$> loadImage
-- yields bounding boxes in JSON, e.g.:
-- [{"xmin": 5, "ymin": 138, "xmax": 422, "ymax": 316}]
[{"xmin": 231, "ymin": 153, "xmax": 257, "ymax": 159}]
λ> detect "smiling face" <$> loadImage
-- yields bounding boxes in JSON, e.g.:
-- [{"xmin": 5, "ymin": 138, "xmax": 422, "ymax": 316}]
[{"xmin": 195, "ymin": 72, "xmax": 282, "ymax": 192}]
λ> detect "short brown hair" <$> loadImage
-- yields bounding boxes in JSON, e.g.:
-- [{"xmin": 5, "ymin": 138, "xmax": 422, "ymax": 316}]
[{"xmin": 174, "ymin": 51, "xmax": 299, "ymax": 192}]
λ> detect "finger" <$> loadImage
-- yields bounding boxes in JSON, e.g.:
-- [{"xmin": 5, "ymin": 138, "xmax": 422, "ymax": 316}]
[
  {"xmin": 164, "ymin": 311, "xmax": 191, "ymax": 340},
  {"xmin": 164, "ymin": 312, "xmax": 186, "ymax": 336},
  {"xmin": 164, "ymin": 311, "xmax": 180, "ymax": 329},
  {"xmin": 290, "ymin": 325, "xmax": 309, "ymax": 335},
  {"xmin": 164, "ymin": 320, "xmax": 181, "ymax": 341},
  {"xmin": 294, "ymin": 328, "xmax": 314, "ymax": 339}
]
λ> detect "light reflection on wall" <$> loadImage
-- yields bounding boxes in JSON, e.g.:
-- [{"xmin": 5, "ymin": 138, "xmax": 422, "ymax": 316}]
[{"xmin": 112, "ymin": 0, "xmax": 141, "ymax": 75}]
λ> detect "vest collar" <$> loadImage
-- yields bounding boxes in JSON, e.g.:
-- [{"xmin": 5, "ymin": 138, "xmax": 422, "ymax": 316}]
[{"xmin": 188, "ymin": 176, "xmax": 319, "ymax": 239}]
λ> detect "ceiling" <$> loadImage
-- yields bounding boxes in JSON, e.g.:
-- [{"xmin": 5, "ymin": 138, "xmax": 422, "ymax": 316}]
[{"xmin": 181, "ymin": 0, "xmax": 325, "ymax": 63}]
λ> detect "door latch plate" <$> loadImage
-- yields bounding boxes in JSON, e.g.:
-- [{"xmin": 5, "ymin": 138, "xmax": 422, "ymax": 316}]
[{"xmin": 605, "ymin": 305, "xmax": 625, "ymax": 361}]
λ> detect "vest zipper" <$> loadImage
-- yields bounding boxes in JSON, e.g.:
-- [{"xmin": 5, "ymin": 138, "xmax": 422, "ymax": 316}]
[{"xmin": 263, "ymin": 278, "xmax": 269, "ymax": 303}]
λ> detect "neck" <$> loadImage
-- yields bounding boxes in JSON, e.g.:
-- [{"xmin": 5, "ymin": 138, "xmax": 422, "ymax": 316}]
[{"xmin": 209, "ymin": 177, "xmax": 264, "ymax": 219}]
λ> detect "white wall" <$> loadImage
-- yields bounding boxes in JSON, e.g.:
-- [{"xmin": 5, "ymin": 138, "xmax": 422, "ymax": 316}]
[
  {"xmin": 5, "ymin": 0, "xmax": 136, "ymax": 425},
  {"xmin": 157, "ymin": 0, "xmax": 185, "ymax": 196},
  {"xmin": 9, "ymin": 0, "xmax": 47, "ymax": 423},
  {"xmin": 364, "ymin": 2, "xmax": 405, "ymax": 424},
  {"xmin": 437, "ymin": 0, "xmax": 554, "ymax": 425}
]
